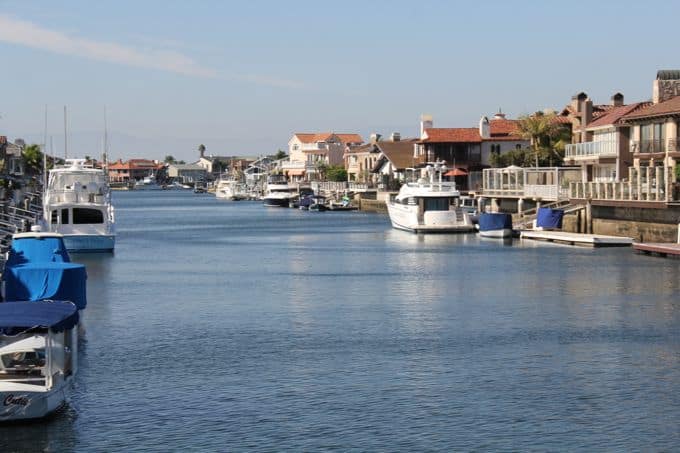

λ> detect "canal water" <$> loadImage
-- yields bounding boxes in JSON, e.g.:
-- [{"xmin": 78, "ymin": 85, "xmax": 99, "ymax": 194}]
[{"xmin": 2, "ymin": 191, "xmax": 680, "ymax": 451}]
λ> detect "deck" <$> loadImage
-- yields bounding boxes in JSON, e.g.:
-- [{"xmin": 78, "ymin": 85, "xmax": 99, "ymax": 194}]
[
  {"xmin": 520, "ymin": 230, "xmax": 633, "ymax": 247},
  {"xmin": 632, "ymin": 242, "xmax": 680, "ymax": 257}
]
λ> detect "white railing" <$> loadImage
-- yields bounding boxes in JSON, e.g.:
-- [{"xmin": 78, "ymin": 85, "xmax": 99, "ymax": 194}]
[
  {"xmin": 482, "ymin": 167, "xmax": 581, "ymax": 201},
  {"xmin": 281, "ymin": 161, "xmax": 306, "ymax": 170},
  {"xmin": 569, "ymin": 166, "xmax": 675, "ymax": 202},
  {"xmin": 564, "ymin": 139, "xmax": 618, "ymax": 158},
  {"xmin": 301, "ymin": 143, "xmax": 328, "ymax": 151},
  {"xmin": 45, "ymin": 189, "xmax": 110, "ymax": 205}
]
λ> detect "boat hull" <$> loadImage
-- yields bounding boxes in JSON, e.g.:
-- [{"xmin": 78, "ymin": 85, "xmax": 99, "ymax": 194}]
[
  {"xmin": 479, "ymin": 228, "xmax": 513, "ymax": 238},
  {"xmin": 263, "ymin": 197, "xmax": 290, "ymax": 207},
  {"xmin": 387, "ymin": 202, "xmax": 475, "ymax": 233},
  {"xmin": 63, "ymin": 234, "xmax": 115, "ymax": 253},
  {"xmin": 0, "ymin": 385, "xmax": 69, "ymax": 422}
]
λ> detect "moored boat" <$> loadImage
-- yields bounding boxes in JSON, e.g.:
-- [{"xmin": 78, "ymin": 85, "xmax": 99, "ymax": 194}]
[
  {"xmin": 478, "ymin": 212, "xmax": 513, "ymax": 238},
  {"xmin": 42, "ymin": 159, "xmax": 115, "ymax": 252},
  {"xmin": 0, "ymin": 300, "xmax": 79, "ymax": 422},
  {"xmin": 263, "ymin": 175, "xmax": 295, "ymax": 207},
  {"xmin": 386, "ymin": 163, "xmax": 475, "ymax": 233}
]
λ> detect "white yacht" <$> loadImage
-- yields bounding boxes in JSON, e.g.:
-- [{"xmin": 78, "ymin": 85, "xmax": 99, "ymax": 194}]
[
  {"xmin": 0, "ymin": 301, "xmax": 79, "ymax": 422},
  {"xmin": 134, "ymin": 173, "xmax": 162, "ymax": 190},
  {"xmin": 215, "ymin": 175, "xmax": 247, "ymax": 200},
  {"xmin": 42, "ymin": 159, "xmax": 116, "ymax": 252},
  {"xmin": 263, "ymin": 174, "xmax": 296, "ymax": 207},
  {"xmin": 387, "ymin": 163, "xmax": 475, "ymax": 233}
]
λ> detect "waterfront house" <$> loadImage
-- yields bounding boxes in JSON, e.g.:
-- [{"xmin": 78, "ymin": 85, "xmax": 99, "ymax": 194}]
[
  {"xmin": 370, "ymin": 138, "xmax": 420, "ymax": 189},
  {"xmin": 564, "ymin": 93, "xmax": 649, "ymax": 183},
  {"xmin": 283, "ymin": 132, "xmax": 363, "ymax": 180},
  {"xmin": 0, "ymin": 137, "xmax": 25, "ymax": 177},
  {"xmin": 415, "ymin": 113, "xmax": 529, "ymax": 190},
  {"xmin": 167, "ymin": 163, "xmax": 207, "ymax": 184},
  {"xmin": 107, "ymin": 159, "xmax": 163, "ymax": 183}
]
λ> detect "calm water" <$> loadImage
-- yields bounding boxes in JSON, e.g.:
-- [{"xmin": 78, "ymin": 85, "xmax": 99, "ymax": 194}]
[{"xmin": 2, "ymin": 191, "xmax": 680, "ymax": 451}]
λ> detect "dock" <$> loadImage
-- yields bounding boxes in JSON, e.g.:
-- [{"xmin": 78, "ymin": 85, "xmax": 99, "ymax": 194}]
[
  {"xmin": 632, "ymin": 242, "xmax": 680, "ymax": 258},
  {"xmin": 520, "ymin": 230, "xmax": 633, "ymax": 247}
]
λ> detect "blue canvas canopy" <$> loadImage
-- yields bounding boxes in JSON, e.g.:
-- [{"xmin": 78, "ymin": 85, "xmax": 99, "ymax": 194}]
[
  {"xmin": 3, "ymin": 234, "xmax": 87, "ymax": 309},
  {"xmin": 536, "ymin": 208, "xmax": 564, "ymax": 229},
  {"xmin": 7, "ymin": 235, "xmax": 71, "ymax": 266},
  {"xmin": 0, "ymin": 301, "xmax": 79, "ymax": 334},
  {"xmin": 478, "ymin": 213, "xmax": 513, "ymax": 231}
]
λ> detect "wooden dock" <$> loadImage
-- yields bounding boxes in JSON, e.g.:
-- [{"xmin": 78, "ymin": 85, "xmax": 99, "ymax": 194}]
[
  {"xmin": 520, "ymin": 230, "xmax": 633, "ymax": 247},
  {"xmin": 633, "ymin": 242, "xmax": 680, "ymax": 258}
]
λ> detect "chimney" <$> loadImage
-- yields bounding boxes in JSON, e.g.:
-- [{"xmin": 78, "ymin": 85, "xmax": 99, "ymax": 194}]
[
  {"xmin": 572, "ymin": 92, "xmax": 588, "ymax": 112},
  {"xmin": 370, "ymin": 133, "xmax": 382, "ymax": 144},
  {"xmin": 479, "ymin": 116, "xmax": 490, "ymax": 139},
  {"xmin": 653, "ymin": 70, "xmax": 680, "ymax": 104},
  {"xmin": 493, "ymin": 109, "xmax": 506, "ymax": 120},
  {"xmin": 581, "ymin": 98, "xmax": 593, "ymax": 142},
  {"xmin": 390, "ymin": 132, "xmax": 401, "ymax": 142},
  {"xmin": 611, "ymin": 92, "xmax": 624, "ymax": 107},
  {"xmin": 420, "ymin": 114, "xmax": 433, "ymax": 139}
]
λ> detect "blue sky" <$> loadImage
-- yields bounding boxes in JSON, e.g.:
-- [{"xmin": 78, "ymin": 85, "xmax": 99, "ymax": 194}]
[{"xmin": 0, "ymin": 0, "xmax": 677, "ymax": 162}]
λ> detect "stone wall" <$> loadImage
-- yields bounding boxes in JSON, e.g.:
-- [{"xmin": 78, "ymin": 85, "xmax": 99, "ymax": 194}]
[{"xmin": 653, "ymin": 79, "xmax": 680, "ymax": 103}]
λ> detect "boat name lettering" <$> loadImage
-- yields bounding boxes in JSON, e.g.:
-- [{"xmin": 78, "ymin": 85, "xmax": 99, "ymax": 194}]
[{"xmin": 3, "ymin": 394, "xmax": 29, "ymax": 406}]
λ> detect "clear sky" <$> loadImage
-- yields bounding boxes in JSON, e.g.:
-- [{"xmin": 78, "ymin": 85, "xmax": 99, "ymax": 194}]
[{"xmin": 0, "ymin": 0, "xmax": 677, "ymax": 162}]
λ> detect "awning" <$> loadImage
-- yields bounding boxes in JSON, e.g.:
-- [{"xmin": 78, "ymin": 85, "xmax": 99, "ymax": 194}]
[
  {"xmin": 286, "ymin": 169, "xmax": 305, "ymax": 176},
  {"xmin": 444, "ymin": 168, "xmax": 468, "ymax": 176},
  {"xmin": 0, "ymin": 301, "xmax": 79, "ymax": 334}
]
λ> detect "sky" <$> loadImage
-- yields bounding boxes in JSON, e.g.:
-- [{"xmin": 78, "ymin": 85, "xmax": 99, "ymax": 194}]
[{"xmin": 0, "ymin": 0, "xmax": 677, "ymax": 162}]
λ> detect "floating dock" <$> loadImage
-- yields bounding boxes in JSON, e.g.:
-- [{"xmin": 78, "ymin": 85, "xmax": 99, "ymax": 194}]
[
  {"xmin": 632, "ymin": 242, "xmax": 680, "ymax": 258},
  {"xmin": 520, "ymin": 230, "xmax": 633, "ymax": 247}
]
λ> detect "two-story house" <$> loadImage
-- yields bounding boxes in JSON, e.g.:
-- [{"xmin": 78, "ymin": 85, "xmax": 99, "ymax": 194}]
[
  {"xmin": 415, "ymin": 113, "xmax": 528, "ymax": 190},
  {"xmin": 107, "ymin": 159, "xmax": 163, "ymax": 182},
  {"xmin": 564, "ymin": 93, "xmax": 648, "ymax": 182},
  {"xmin": 284, "ymin": 132, "xmax": 363, "ymax": 180}
]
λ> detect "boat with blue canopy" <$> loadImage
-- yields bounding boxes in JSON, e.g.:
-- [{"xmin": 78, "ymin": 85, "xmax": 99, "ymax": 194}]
[
  {"xmin": 478, "ymin": 212, "xmax": 514, "ymax": 238},
  {"xmin": 2, "ymin": 230, "xmax": 87, "ymax": 310},
  {"xmin": 0, "ymin": 300, "xmax": 79, "ymax": 422}
]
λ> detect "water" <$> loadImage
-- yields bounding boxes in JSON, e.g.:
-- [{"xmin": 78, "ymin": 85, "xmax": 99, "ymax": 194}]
[{"xmin": 2, "ymin": 191, "xmax": 680, "ymax": 451}]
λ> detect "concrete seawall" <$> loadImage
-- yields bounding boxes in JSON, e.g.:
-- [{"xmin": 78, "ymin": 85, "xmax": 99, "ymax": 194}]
[{"xmin": 359, "ymin": 199, "xmax": 388, "ymax": 214}]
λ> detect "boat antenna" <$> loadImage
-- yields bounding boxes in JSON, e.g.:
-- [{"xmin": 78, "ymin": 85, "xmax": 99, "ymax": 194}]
[
  {"xmin": 43, "ymin": 104, "xmax": 48, "ymax": 189},
  {"xmin": 63, "ymin": 105, "xmax": 68, "ymax": 160},
  {"xmin": 103, "ymin": 106, "xmax": 109, "ymax": 172}
]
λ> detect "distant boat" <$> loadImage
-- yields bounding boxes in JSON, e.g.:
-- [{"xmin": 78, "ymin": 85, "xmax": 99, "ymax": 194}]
[
  {"xmin": 478, "ymin": 212, "xmax": 513, "ymax": 238},
  {"xmin": 0, "ymin": 300, "xmax": 80, "ymax": 422},
  {"xmin": 42, "ymin": 159, "xmax": 115, "ymax": 252},
  {"xmin": 134, "ymin": 174, "xmax": 162, "ymax": 190},
  {"xmin": 263, "ymin": 175, "xmax": 295, "ymax": 207},
  {"xmin": 215, "ymin": 175, "xmax": 247, "ymax": 200}
]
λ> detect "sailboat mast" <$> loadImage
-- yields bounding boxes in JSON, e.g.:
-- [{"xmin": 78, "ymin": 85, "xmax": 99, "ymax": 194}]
[
  {"xmin": 63, "ymin": 105, "xmax": 68, "ymax": 160},
  {"xmin": 43, "ymin": 105, "xmax": 48, "ymax": 189}
]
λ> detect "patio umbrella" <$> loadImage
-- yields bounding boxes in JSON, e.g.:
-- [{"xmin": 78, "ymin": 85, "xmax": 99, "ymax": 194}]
[{"xmin": 444, "ymin": 168, "xmax": 468, "ymax": 177}]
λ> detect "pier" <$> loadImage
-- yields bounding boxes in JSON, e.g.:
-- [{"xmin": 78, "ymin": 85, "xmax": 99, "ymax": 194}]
[
  {"xmin": 520, "ymin": 230, "xmax": 633, "ymax": 247},
  {"xmin": 632, "ymin": 242, "xmax": 680, "ymax": 257}
]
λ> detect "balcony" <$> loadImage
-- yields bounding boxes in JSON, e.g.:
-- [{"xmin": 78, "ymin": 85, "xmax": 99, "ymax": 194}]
[
  {"xmin": 632, "ymin": 139, "xmax": 666, "ymax": 155},
  {"xmin": 570, "ymin": 166, "xmax": 676, "ymax": 203},
  {"xmin": 564, "ymin": 139, "xmax": 618, "ymax": 159},
  {"xmin": 301, "ymin": 142, "xmax": 328, "ymax": 151}
]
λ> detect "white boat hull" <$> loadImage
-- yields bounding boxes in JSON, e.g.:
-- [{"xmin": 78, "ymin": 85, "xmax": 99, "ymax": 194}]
[
  {"xmin": 63, "ymin": 234, "xmax": 115, "ymax": 253},
  {"xmin": 0, "ymin": 382, "xmax": 70, "ymax": 422},
  {"xmin": 478, "ymin": 228, "xmax": 513, "ymax": 238},
  {"xmin": 387, "ymin": 202, "xmax": 475, "ymax": 233}
]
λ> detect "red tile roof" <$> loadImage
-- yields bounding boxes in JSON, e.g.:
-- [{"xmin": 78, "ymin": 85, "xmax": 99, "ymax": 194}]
[
  {"xmin": 585, "ymin": 102, "xmax": 651, "ymax": 129},
  {"xmin": 421, "ymin": 128, "xmax": 482, "ymax": 143},
  {"xmin": 489, "ymin": 118, "xmax": 518, "ymax": 136},
  {"xmin": 621, "ymin": 96, "xmax": 680, "ymax": 121}
]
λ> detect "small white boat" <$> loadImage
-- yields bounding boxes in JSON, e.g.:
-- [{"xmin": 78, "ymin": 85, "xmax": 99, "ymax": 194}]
[
  {"xmin": 42, "ymin": 159, "xmax": 115, "ymax": 252},
  {"xmin": 134, "ymin": 174, "xmax": 162, "ymax": 190},
  {"xmin": 386, "ymin": 163, "xmax": 475, "ymax": 233},
  {"xmin": 215, "ymin": 176, "xmax": 247, "ymax": 200},
  {"xmin": 0, "ymin": 301, "xmax": 79, "ymax": 422},
  {"xmin": 478, "ymin": 212, "xmax": 514, "ymax": 238}
]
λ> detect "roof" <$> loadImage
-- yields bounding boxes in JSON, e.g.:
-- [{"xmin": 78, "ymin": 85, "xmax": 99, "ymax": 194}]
[
  {"xmin": 621, "ymin": 96, "xmax": 680, "ymax": 121},
  {"xmin": 585, "ymin": 102, "xmax": 651, "ymax": 129},
  {"xmin": 374, "ymin": 140, "xmax": 418, "ymax": 170},
  {"xmin": 107, "ymin": 159, "xmax": 162, "ymax": 170},
  {"xmin": 0, "ymin": 301, "xmax": 79, "ymax": 334},
  {"xmin": 343, "ymin": 143, "xmax": 377, "ymax": 155},
  {"xmin": 657, "ymin": 70, "xmax": 680, "ymax": 80},
  {"xmin": 293, "ymin": 133, "xmax": 363, "ymax": 144},
  {"xmin": 421, "ymin": 128, "xmax": 482, "ymax": 143},
  {"xmin": 489, "ymin": 118, "xmax": 519, "ymax": 136},
  {"xmin": 168, "ymin": 164, "xmax": 206, "ymax": 171}
]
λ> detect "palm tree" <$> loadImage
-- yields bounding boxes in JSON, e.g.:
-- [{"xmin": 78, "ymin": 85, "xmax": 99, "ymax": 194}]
[{"xmin": 515, "ymin": 112, "xmax": 560, "ymax": 167}]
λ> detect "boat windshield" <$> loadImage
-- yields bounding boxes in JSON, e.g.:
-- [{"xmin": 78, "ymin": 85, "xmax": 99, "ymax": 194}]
[
  {"xmin": 0, "ymin": 335, "xmax": 46, "ymax": 382},
  {"xmin": 50, "ymin": 172, "xmax": 106, "ymax": 190}
]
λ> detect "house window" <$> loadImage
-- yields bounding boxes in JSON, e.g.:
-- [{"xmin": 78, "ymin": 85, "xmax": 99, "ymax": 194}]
[
  {"xmin": 61, "ymin": 209, "xmax": 70, "ymax": 225},
  {"xmin": 292, "ymin": 144, "xmax": 299, "ymax": 150}
]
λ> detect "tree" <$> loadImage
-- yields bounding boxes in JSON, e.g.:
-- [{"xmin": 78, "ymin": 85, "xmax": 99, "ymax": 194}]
[
  {"xmin": 22, "ymin": 144, "xmax": 43, "ymax": 174},
  {"xmin": 164, "ymin": 155, "xmax": 176, "ymax": 164},
  {"xmin": 515, "ymin": 112, "xmax": 563, "ymax": 167},
  {"xmin": 326, "ymin": 165, "xmax": 347, "ymax": 182},
  {"xmin": 198, "ymin": 144, "xmax": 206, "ymax": 157},
  {"xmin": 274, "ymin": 149, "xmax": 287, "ymax": 160}
]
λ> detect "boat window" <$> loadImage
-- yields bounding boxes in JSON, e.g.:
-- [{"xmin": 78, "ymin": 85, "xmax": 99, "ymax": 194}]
[
  {"xmin": 73, "ymin": 208, "xmax": 104, "ymax": 224},
  {"xmin": 51, "ymin": 210, "xmax": 58, "ymax": 224},
  {"xmin": 1, "ymin": 350, "xmax": 45, "ymax": 370},
  {"xmin": 61, "ymin": 208, "xmax": 70, "ymax": 224},
  {"xmin": 424, "ymin": 197, "xmax": 450, "ymax": 211}
]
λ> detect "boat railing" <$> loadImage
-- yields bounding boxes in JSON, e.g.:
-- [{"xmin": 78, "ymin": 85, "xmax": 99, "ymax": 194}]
[
  {"xmin": 404, "ymin": 182, "xmax": 458, "ymax": 192},
  {"xmin": 45, "ymin": 189, "xmax": 110, "ymax": 205}
]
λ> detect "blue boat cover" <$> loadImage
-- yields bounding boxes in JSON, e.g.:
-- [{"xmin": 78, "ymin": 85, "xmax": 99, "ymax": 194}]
[
  {"xmin": 3, "ymin": 263, "xmax": 87, "ymax": 310},
  {"xmin": 536, "ymin": 208, "xmax": 564, "ymax": 229},
  {"xmin": 7, "ymin": 236, "xmax": 71, "ymax": 265},
  {"xmin": 0, "ymin": 301, "xmax": 79, "ymax": 334},
  {"xmin": 478, "ymin": 213, "xmax": 513, "ymax": 231}
]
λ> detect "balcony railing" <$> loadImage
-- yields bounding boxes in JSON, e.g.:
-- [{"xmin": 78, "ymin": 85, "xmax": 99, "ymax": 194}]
[
  {"xmin": 632, "ymin": 139, "xmax": 666, "ymax": 154},
  {"xmin": 569, "ymin": 165, "xmax": 676, "ymax": 202},
  {"xmin": 564, "ymin": 139, "xmax": 618, "ymax": 159},
  {"xmin": 301, "ymin": 143, "xmax": 328, "ymax": 151}
]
